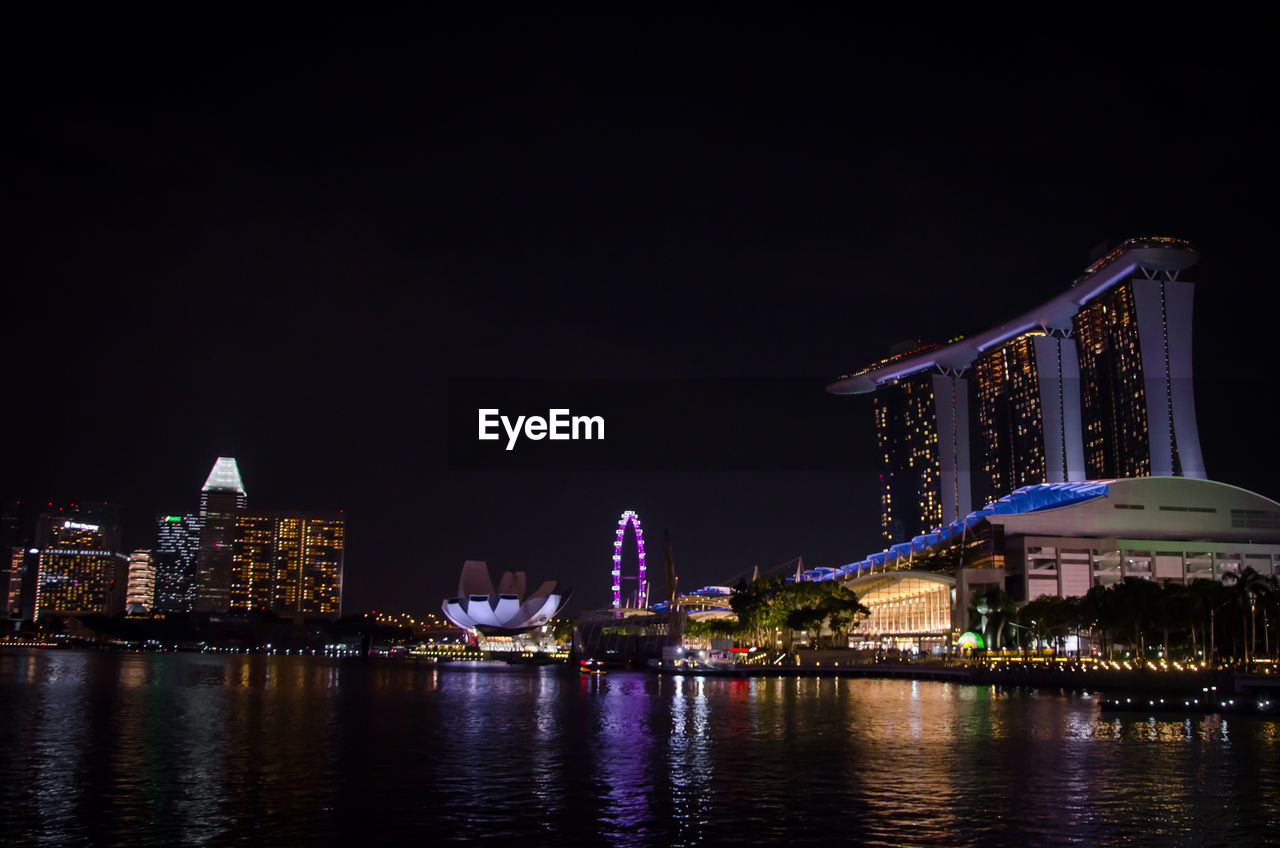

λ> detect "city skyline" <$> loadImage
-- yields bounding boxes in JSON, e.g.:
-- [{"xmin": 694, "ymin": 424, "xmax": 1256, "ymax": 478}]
[
  {"xmin": 6, "ymin": 10, "xmax": 1279, "ymax": 616},
  {"xmin": 4, "ymin": 456, "xmax": 345, "ymax": 624}
]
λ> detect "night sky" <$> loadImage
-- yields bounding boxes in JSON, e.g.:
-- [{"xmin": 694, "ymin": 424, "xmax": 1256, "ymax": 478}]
[{"xmin": 6, "ymin": 10, "xmax": 1278, "ymax": 614}]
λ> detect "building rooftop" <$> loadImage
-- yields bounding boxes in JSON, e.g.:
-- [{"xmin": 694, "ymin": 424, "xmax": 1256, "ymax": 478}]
[
  {"xmin": 201, "ymin": 457, "xmax": 246, "ymax": 494},
  {"xmin": 827, "ymin": 237, "xmax": 1197, "ymax": 395},
  {"xmin": 803, "ymin": 476, "xmax": 1280, "ymax": 583}
]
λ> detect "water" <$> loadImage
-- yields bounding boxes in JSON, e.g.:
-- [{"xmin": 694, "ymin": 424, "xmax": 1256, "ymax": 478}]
[{"xmin": 1, "ymin": 651, "xmax": 1277, "ymax": 846}]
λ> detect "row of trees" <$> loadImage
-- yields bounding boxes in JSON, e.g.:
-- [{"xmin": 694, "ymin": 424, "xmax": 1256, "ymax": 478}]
[
  {"xmin": 683, "ymin": 576, "xmax": 869, "ymax": 650},
  {"xmin": 1012, "ymin": 567, "xmax": 1279, "ymax": 662}
]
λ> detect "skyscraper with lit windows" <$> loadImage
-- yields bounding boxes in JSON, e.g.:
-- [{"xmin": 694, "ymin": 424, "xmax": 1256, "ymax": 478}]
[
  {"xmin": 33, "ymin": 504, "xmax": 127, "ymax": 621},
  {"xmin": 1073, "ymin": 272, "xmax": 1204, "ymax": 480},
  {"xmin": 271, "ymin": 511, "xmax": 344, "ymax": 620},
  {"xmin": 973, "ymin": 330, "xmax": 1085, "ymax": 503},
  {"xmin": 125, "ymin": 550, "xmax": 156, "ymax": 613},
  {"xmin": 872, "ymin": 368, "xmax": 971, "ymax": 545},
  {"xmin": 194, "ymin": 457, "xmax": 247, "ymax": 613},
  {"xmin": 5, "ymin": 548, "xmax": 24, "ymax": 620},
  {"xmin": 154, "ymin": 513, "xmax": 201, "ymax": 613},
  {"xmin": 231, "ymin": 512, "xmax": 274, "ymax": 612},
  {"xmin": 230, "ymin": 510, "xmax": 344, "ymax": 619},
  {"xmin": 189, "ymin": 457, "xmax": 344, "ymax": 619},
  {"xmin": 829, "ymin": 238, "xmax": 1204, "ymax": 542}
]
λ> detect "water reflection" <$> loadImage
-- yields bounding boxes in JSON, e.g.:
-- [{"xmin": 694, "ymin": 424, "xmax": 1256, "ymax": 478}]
[
  {"xmin": 667, "ymin": 675, "xmax": 713, "ymax": 848},
  {"xmin": 1, "ymin": 651, "xmax": 1278, "ymax": 846},
  {"xmin": 594, "ymin": 674, "xmax": 657, "ymax": 845}
]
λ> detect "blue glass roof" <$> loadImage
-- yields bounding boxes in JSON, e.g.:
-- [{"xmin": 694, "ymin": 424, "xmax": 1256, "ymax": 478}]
[{"xmin": 804, "ymin": 481, "xmax": 1110, "ymax": 582}]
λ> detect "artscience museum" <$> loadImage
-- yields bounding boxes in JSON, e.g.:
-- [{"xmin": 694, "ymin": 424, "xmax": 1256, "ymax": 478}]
[{"xmin": 441, "ymin": 560, "xmax": 570, "ymax": 634}]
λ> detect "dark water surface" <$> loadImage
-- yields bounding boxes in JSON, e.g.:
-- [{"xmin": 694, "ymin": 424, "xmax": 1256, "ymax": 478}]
[{"xmin": 1, "ymin": 650, "xmax": 1277, "ymax": 846}]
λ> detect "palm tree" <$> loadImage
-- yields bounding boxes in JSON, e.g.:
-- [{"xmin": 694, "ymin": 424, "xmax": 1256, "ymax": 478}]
[
  {"xmin": 1187, "ymin": 578, "xmax": 1230, "ymax": 663},
  {"xmin": 1083, "ymin": 585, "xmax": 1111, "ymax": 659},
  {"xmin": 1263, "ymin": 575, "xmax": 1280, "ymax": 659},
  {"xmin": 1224, "ymin": 567, "xmax": 1271, "ymax": 664}
]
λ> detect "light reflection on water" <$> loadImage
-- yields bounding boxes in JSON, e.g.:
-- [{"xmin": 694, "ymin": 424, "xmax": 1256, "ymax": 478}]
[{"xmin": 1, "ymin": 651, "xmax": 1278, "ymax": 846}]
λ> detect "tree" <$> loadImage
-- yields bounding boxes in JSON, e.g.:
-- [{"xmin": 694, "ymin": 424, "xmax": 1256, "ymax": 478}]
[
  {"xmin": 1187, "ymin": 578, "xmax": 1232, "ymax": 663},
  {"xmin": 1224, "ymin": 567, "xmax": 1272, "ymax": 664},
  {"xmin": 726, "ymin": 576, "xmax": 868, "ymax": 650}
]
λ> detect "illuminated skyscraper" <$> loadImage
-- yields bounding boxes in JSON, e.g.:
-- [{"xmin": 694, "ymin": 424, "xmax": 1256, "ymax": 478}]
[
  {"xmin": 125, "ymin": 550, "xmax": 156, "ymax": 613},
  {"xmin": 872, "ymin": 368, "xmax": 970, "ymax": 545},
  {"xmin": 231, "ymin": 513, "xmax": 274, "ymax": 612},
  {"xmin": 1074, "ymin": 272, "xmax": 1204, "ymax": 480},
  {"xmin": 270, "ymin": 511, "xmax": 344, "ymax": 620},
  {"xmin": 973, "ymin": 330, "xmax": 1085, "ymax": 501},
  {"xmin": 829, "ymin": 238, "xmax": 1204, "ymax": 536},
  {"xmin": 190, "ymin": 457, "xmax": 344, "ymax": 619},
  {"xmin": 5, "ymin": 547, "xmax": 24, "ymax": 619},
  {"xmin": 33, "ymin": 504, "xmax": 127, "ymax": 621},
  {"xmin": 194, "ymin": 457, "xmax": 247, "ymax": 613},
  {"xmin": 154, "ymin": 513, "xmax": 201, "ymax": 613},
  {"xmin": 2, "ymin": 500, "xmax": 28, "ymax": 621},
  {"xmin": 231, "ymin": 510, "xmax": 345, "ymax": 619}
]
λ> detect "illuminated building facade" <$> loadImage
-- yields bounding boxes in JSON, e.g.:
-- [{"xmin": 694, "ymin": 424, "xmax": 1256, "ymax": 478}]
[
  {"xmin": 830, "ymin": 238, "xmax": 1204, "ymax": 538},
  {"xmin": 1074, "ymin": 274, "xmax": 1204, "ymax": 480},
  {"xmin": 268, "ymin": 512, "xmax": 344, "ymax": 619},
  {"xmin": 33, "ymin": 505, "xmax": 127, "ymax": 621},
  {"xmin": 194, "ymin": 457, "xmax": 247, "ymax": 613},
  {"xmin": 2, "ymin": 500, "xmax": 28, "ymax": 621},
  {"xmin": 125, "ymin": 550, "xmax": 155, "ymax": 613},
  {"xmin": 6, "ymin": 548, "xmax": 24, "ymax": 619},
  {"xmin": 229, "ymin": 511, "xmax": 344, "ymax": 619},
  {"xmin": 973, "ymin": 331, "xmax": 1085, "ymax": 502},
  {"xmin": 803, "ymin": 477, "xmax": 1280, "ymax": 644},
  {"xmin": 154, "ymin": 513, "xmax": 201, "ymax": 613},
  {"xmin": 231, "ymin": 513, "xmax": 274, "ymax": 611},
  {"xmin": 188, "ymin": 458, "xmax": 343, "ymax": 619},
  {"xmin": 873, "ymin": 370, "xmax": 970, "ymax": 545}
]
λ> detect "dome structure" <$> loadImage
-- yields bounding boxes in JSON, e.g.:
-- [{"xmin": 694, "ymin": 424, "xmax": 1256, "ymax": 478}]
[{"xmin": 442, "ymin": 560, "xmax": 570, "ymax": 634}]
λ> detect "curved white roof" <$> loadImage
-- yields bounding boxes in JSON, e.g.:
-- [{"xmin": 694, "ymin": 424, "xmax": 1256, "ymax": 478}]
[
  {"xmin": 805, "ymin": 477, "xmax": 1280, "ymax": 585},
  {"xmin": 444, "ymin": 560, "xmax": 570, "ymax": 633}
]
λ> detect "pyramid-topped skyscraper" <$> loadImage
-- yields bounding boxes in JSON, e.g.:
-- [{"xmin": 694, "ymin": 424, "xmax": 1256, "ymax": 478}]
[{"xmin": 194, "ymin": 457, "xmax": 246, "ymax": 612}]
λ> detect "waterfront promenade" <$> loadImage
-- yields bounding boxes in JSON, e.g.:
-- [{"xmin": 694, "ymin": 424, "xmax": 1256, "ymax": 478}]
[{"xmin": 654, "ymin": 651, "xmax": 1280, "ymax": 698}]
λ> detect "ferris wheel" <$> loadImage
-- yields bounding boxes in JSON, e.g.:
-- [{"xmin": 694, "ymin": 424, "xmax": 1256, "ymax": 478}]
[{"xmin": 611, "ymin": 509, "xmax": 647, "ymax": 609}]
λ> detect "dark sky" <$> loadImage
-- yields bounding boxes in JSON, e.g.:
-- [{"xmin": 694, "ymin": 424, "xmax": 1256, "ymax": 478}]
[{"xmin": 5, "ymin": 10, "xmax": 1278, "ymax": 614}]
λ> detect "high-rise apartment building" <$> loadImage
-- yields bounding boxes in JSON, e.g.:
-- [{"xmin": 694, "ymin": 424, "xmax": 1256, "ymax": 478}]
[
  {"xmin": 231, "ymin": 513, "xmax": 275, "ymax": 611},
  {"xmin": 125, "ymin": 550, "xmax": 155, "ymax": 613},
  {"xmin": 33, "ymin": 504, "xmax": 127, "ymax": 620},
  {"xmin": 231, "ymin": 511, "xmax": 344, "ymax": 619},
  {"xmin": 194, "ymin": 457, "xmax": 246, "ymax": 613},
  {"xmin": 272, "ymin": 512, "xmax": 344, "ymax": 619},
  {"xmin": 154, "ymin": 513, "xmax": 201, "ymax": 613},
  {"xmin": 829, "ymin": 238, "xmax": 1203, "ymax": 544}
]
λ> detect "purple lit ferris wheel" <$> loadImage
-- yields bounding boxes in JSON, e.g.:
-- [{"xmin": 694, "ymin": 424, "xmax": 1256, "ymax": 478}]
[{"xmin": 611, "ymin": 510, "xmax": 647, "ymax": 610}]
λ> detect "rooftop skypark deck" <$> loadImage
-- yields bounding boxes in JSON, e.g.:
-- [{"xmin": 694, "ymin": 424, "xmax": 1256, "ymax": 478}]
[{"xmin": 827, "ymin": 237, "xmax": 1197, "ymax": 395}]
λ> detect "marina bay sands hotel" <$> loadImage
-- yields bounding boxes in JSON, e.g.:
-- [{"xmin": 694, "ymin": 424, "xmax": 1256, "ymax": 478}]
[
  {"xmin": 828, "ymin": 236, "xmax": 1204, "ymax": 547},
  {"xmin": 807, "ymin": 237, "xmax": 1279, "ymax": 646}
]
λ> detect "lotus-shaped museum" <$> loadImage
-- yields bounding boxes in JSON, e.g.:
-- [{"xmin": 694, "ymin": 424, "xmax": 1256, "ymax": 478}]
[{"xmin": 442, "ymin": 560, "xmax": 570, "ymax": 633}]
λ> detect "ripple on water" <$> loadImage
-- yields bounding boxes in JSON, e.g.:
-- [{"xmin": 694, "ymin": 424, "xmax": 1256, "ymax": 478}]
[{"xmin": 0, "ymin": 652, "xmax": 1277, "ymax": 846}]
